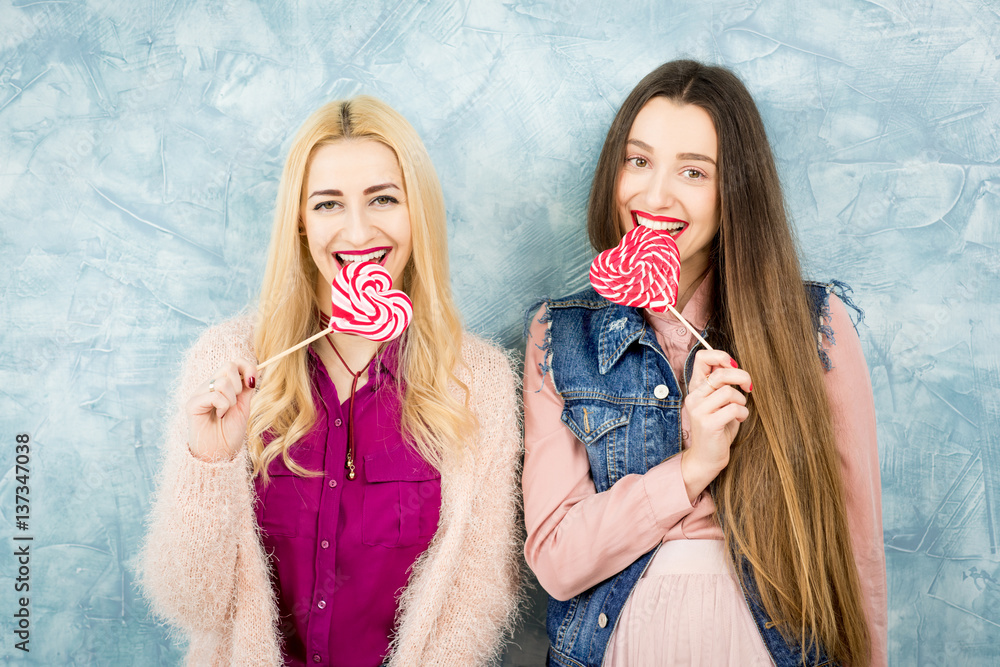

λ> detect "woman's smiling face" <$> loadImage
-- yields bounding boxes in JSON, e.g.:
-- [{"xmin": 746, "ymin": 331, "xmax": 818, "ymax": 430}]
[
  {"xmin": 616, "ymin": 97, "xmax": 720, "ymax": 280},
  {"xmin": 301, "ymin": 138, "xmax": 413, "ymax": 310}
]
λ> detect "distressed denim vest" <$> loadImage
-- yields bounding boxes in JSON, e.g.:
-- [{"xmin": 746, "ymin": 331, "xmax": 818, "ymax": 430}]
[{"xmin": 529, "ymin": 281, "xmax": 858, "ymax": 667}]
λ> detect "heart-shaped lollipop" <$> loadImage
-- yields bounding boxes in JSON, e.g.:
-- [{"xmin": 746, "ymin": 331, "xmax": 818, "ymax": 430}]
[
  {"xmin": 589, "ymin": 224, "xmax": 714, "ymax": 350},
  {"xmin": 590, "ymin": 225, "xmax": 681, "ymax": 312},
  {"xmin": 257, "ymin": 262, "xmax": 412, "ymax": 371},
  {"xmin": 330, "ymin": 261, "xmax": 412, "ymax": 342}
]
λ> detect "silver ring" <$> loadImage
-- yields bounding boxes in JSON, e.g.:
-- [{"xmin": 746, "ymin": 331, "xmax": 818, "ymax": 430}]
[
  {"xmin": 208, "ymin": 379, "xmax": 215, "ymax": 393},
  {"xmin": 705, "ymin": 374, "xmax": 716, "ymax": 391}
]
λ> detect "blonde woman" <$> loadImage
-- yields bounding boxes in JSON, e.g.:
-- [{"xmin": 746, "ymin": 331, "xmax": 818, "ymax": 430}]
[{"xmin": 139, "ymin": 97, "xmax": 521, "ymax": 666}]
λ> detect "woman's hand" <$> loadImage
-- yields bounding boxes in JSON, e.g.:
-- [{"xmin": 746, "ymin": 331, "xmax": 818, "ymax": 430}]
[
  {"xmin": 680, "ymin": 349, "xmax": 752, "ymax": 503},
  {"xmin": 185, "ymin": 360, "xmax": 257, "ymax": 462}
]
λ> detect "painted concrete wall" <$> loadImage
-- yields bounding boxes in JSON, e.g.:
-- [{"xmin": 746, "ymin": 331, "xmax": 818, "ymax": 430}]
[{"xmin": 1, "ymin": 1, "xmax": 998, "ymax": 664}]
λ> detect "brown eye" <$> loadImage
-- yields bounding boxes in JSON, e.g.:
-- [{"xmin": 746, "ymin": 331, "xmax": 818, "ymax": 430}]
[{"xmin": 628, "ymin": 156, "xmax": 649, "ymax": 168}]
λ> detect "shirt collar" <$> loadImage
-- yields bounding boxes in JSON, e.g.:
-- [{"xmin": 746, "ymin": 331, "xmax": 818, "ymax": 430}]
[
  {"xmin": 596, "ymin": 303, "xmax": 654, "ymax": 374},
  {"xmin": 595, "ymin": 271, "xmax": 714, "ymax": 374},
  {"xmin": 305, "ymin": 335, "xmax": 402, "ymax": 387},
  {"xmin": 643, "ymin": 271, "xmax": 714, "ymax": 340}
]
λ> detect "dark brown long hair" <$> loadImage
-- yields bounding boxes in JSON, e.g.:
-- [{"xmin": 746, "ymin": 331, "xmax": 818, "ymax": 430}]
[{"xmin": 588, "ymin": 60, "xmax": 871, "ymax": 666}]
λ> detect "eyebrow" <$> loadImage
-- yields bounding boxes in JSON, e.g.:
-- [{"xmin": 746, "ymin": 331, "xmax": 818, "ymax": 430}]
[
  {"xmin": 626, "ymin": 139, "xmax": 717, "ymax": 166},
  {"xmin": 308, "ymin": 182, "xmax": 401, "ymax": 198}
]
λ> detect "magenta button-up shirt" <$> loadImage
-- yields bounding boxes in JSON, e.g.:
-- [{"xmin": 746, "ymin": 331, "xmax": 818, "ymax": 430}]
[{"xmin": 253, "ymin": 343, "xmax": 442, "ymax": 667}]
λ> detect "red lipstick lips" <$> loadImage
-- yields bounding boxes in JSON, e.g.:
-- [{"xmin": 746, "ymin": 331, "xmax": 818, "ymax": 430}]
[
  {"xmin": 333, "ymin": 246, "xmax": 391, "ymax": 269},
  {"xmin": 631, "ymin": 211, "xmax": 688, "ymax": 237}
]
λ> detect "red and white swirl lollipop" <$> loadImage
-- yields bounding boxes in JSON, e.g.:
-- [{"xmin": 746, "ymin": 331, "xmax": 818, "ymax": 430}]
[
  {"xmin": 589, "ymin": 225, "xmax": 713, "ymax": 350},
  {"xmin": 330, "ymin": 261, "xmax": 412, "ymax": 341},
  {"xmin": 590, "ymin": 224, "xmax": 681, "ymax": 312},
  {"xmin": 258, "ymin": 262, "xmax": 412, "ymax": 370}
]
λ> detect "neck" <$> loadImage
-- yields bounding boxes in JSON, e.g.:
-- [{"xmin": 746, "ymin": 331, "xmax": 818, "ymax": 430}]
[{"xmin": 323, "ymin": 331, "xmax": 381, "ymax": 372}]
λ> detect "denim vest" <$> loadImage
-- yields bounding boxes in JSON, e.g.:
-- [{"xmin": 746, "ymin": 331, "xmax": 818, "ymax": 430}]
[{"xmin": 527, "ymin": 281, "xmax": 860, "ymax": 667}]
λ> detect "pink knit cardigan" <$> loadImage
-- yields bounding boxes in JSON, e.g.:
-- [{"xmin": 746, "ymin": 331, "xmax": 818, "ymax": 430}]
[{"xmin": 137, "ymin": 314, "xmax": 523, "ymax": 666}]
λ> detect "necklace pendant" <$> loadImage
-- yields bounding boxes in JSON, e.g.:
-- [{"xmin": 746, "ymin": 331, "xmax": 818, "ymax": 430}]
[{"xmin": 346, "ymin": 460, "xmax": 356, "ymax": 480}]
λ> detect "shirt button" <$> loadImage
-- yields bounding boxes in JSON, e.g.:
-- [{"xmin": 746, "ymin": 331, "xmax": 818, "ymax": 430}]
[
  {"xmin": 312, "ymin": 655, "xmax": 321, "ymax": 663},
  {"xmin": 320, "ymin": 539, "xmax": 330, "ymax": 549},
  {"xmin": 334, "ymin": 418, "xmax": 343, "ymax": 427},
  {"xmin": 317, "ymin": 600, "xmax": 326, "ymax": 609},
  {"xmin": 328, "ymin": 479, "xmax": 337, "ymax": 488},
  {"xmin": 598, "ymin": 612, "xmax": 608, "ymax": 628},
  {"xmin": 653, "ymin": 384, "xmax": 669, "ymax": 399}
]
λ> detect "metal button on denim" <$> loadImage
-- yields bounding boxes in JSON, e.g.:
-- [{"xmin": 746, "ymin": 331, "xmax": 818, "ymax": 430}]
[
  {"xmin": 598, "ymin": 613, "xmax": 608, "ymax": 628},
  {"xmin": 653, "ymin": 384, "xmax": 669, "ymax": 399}
]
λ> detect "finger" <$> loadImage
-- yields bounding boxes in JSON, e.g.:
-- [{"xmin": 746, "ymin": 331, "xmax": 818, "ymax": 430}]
[
  {"xmin": 697, "ymin": 402, "xmax": 750, "ymax": 434},
  {"xmin": 703, "ymin": 367, "xmax": 753, "ymax": 394},
  {"xmin": 211, "ymin": 390, "xmax": 235, "ymax": 419},
  {"xmin": 691, "ymin": 349, "xmax": 737, "ymax": 376},
  {"xmin": 689, "ymin": 385, "xmax": 747, "ymax": 414},
  {"xmin": 223, "ymin": 363, "xmax": 244, "ymax": 398},
  {"xmin": 190, "ymin": 390, "xmax": 234, "ymax": 419},
  {"xmin": 206, "ymin": 369, "xmax": 239, "ymax": 410},
  {"xmin": 234, "ymin": 358, "xmax": 258, "ymax": 390},
  {"xmin": 692, "ymin": 350, "xmax": 744, "ymax": 390},
  {"xmin": 716, "ymin": 402, "xmax": 750, "ymax": 425}
]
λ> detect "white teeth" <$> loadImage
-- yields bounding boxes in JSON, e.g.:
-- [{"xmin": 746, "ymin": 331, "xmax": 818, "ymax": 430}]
[
  {"xmin": 637, "ymin": 219, "xmax": 684, "ymax": 232},
  {"xmin": 337, "ymin": 249, "xmax": 387, "ymax": 264}
]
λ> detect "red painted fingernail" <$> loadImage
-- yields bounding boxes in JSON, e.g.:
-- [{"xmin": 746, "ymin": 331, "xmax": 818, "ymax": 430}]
[
  {"xmin": 248, "ymin": 376, "xmax": 256, "ymax": 389},
  {"xmin": 730, "ymin": 359, "xmax": 738, "ymax": 368},
  {"xmin": 749, "ymin": 382, "xmax": 753, "ymax": 392}
]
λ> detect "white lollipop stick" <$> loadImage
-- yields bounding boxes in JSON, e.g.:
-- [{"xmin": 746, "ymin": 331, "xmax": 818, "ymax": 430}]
[
  {"xmin": 664, "ymin": 303, "xmax": 713, "ymax": 351},
  {"xmin": 257, "ymin": 326, "xmax": 334, "ymax": 371}
]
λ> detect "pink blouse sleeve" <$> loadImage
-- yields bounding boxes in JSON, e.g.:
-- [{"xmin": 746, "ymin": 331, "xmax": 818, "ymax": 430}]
[
  {"xmin": 822, "ymin": 294, "xmax": 888, "ymax": 667},
  {"xmin": 521, "ymin": 306, "xmax": 697, "ymax": 601}
]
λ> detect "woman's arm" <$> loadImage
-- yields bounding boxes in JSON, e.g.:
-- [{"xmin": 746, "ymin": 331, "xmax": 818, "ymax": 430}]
[
  {"xmin": 823, "ymin": 294, "xmax": 888, "ymax": 667},
  {"xmin": 137, "ymin": 318, "xmax": 256, "ymax": 632},
  {"xmin": 522, "ymin": 306, "xmax": 699, "ymax": 601}
]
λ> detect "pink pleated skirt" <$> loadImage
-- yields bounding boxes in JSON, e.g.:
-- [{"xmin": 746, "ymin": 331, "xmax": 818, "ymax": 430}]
[{"xmin": 603, "ymin": 539, "xmax": 775, "ymax": 667}]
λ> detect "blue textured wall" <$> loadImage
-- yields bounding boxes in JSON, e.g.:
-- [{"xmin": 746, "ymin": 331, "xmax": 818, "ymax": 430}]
[{"xmin": 1, "ymin": 1, "xmax": 998, "ymax": 664}]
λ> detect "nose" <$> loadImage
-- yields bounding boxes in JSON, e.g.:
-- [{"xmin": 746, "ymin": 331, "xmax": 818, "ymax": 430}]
[
  {"xmin": 644, "ymin": 167, "xmax": 676, "ymax": 210},
  {"xmin": 340, "ymin": 206, "xmax": 378, "ymax": 246}
]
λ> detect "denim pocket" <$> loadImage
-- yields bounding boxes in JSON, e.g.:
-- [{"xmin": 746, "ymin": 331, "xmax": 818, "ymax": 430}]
[
  {"xmin": 362, "ymin": 447, "xmax": 441, "ymax": 548},
  {"xmin": 561, "ymin": 402, "xmax": 630, "ymax": 445}
]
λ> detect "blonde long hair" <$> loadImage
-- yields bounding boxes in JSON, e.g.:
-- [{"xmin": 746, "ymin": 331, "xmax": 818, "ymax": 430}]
[
  {"xmin": 588, "ymin": 62, "xmax": 871, "ymax": 665},
  {"xmin": 249, "ymin": 96, "xmax": 475, "ymax": 482}
]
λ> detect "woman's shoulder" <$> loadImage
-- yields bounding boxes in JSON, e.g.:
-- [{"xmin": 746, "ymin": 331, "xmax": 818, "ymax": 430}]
[
  {"xmin": 805, "ymin": 280, "xmax": 865, "ymax": 371},
  {"xmin": 458, "ymin": 332, "xmax": 516, "ymax": 383}
]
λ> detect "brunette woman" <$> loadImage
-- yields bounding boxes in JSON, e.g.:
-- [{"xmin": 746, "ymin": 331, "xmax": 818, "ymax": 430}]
[
  {"xmin": 523, "ymin": 61, "xmax": 886, "ymax": 666},
  {"xmin": 140, "ymin": 96, "xmax": 521, "ymax": 666}
]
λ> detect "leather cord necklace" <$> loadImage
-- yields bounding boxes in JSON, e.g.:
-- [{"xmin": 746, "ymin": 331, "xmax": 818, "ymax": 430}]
[{"xmin": 319, "ymin": 312, "xmax": 381, "ymax": 481}]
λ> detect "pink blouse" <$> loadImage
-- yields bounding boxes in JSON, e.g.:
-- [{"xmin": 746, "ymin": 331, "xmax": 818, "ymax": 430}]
[{"xmin": 522, "ymin": 278, "xmax": 888, "ymax": 665}]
